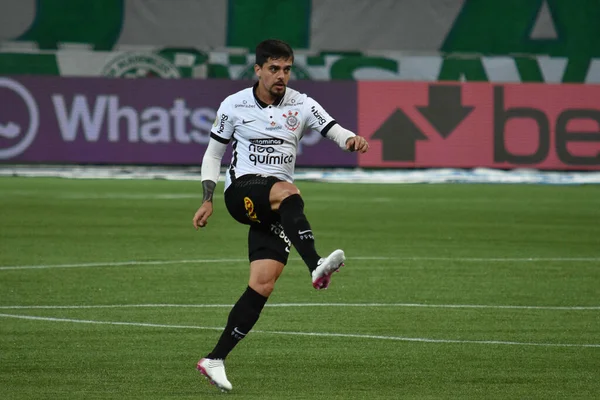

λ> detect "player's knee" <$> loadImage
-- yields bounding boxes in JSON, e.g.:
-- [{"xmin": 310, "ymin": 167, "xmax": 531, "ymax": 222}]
[
  {"xmin": 270, "ymin": 182, "xmax": 301, "ymax": 209},
  {"xmin": 252, "ymin": 281, "xmax": 275, "ymax": 297},
  {"xmin": 280, "ymin": 188, "xmax": 300, "ymax": 200}
]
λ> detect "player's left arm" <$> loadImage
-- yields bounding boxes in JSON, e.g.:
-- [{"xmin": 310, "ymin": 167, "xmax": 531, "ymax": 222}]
[
  {"xmin": 305, "ymin": 97, "xmax": 369, "ymax": 153},
  {"xmin": 328, "ymin": 125, "xmax": 369, "ymax": 153}
]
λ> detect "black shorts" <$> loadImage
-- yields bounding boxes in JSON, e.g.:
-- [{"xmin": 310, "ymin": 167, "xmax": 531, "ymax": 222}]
[{"xmin": 224, "ymin": 174, "xmax": 291, "ymax": 264}]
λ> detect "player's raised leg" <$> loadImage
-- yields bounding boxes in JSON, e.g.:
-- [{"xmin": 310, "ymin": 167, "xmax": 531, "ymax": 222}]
[
  {"xmin": 270, "ymin": 181, "xmax": 345, "ymax": 289},
  {"xmin": 312, "ymin": 249, "xmax": 345, "ymax": 290}
]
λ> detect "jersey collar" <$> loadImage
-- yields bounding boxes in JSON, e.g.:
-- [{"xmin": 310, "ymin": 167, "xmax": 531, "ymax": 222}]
[{"xmin": 252, "ymin": 82, "xmax": 285, "ymax": 109}]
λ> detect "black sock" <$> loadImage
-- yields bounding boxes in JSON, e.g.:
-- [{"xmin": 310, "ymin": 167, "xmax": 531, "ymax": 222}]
[
  {"xmin": 207, "ymin": 286, "xmax": 268, "ymax": 360},
  {"xmin": 278, "ymin": 194, "xmax": 321, "ymax": 272}
]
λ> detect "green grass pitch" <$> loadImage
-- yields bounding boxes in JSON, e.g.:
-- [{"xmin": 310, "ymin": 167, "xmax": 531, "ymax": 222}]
[{"xmin": 0, "ymin": 177, "xmax": 599, "ymax": 399}]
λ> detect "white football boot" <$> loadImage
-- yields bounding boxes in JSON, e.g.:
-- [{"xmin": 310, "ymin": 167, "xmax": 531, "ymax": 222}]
[
  {"xmin": 311, "ymin": 249, "xmax": 345, "ymax": 290},
  {"xmin": 197, "ymin": 357, "xmax": 232, "ymax": 392}
]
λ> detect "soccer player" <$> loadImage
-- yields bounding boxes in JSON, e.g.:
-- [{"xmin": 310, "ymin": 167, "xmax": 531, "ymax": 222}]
[{"xmin": 192, "ymin": 39, "xmax": 369, "ymax": 392}]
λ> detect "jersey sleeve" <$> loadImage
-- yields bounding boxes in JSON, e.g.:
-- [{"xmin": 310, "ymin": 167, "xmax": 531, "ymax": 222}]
[
  {"xmin": 305, "ymin": 97, "xmax": 337, "ymax": 137},
  {"xmin": 210, "ymin": 98, "xmax": 235, "ymax": 144}
]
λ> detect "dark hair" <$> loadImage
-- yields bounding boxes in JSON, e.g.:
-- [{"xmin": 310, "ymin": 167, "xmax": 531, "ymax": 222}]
[{"xmin": 255, "ymin": 39, "xmax": 294, "ymax": 66}]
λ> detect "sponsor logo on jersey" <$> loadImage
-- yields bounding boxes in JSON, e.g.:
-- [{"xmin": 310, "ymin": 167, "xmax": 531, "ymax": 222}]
[
  {"xmin": 266, "ymin": 120, "xmax": 283, "ymax": 131},
  {"xmin": 248, "ymin": 143, "xmax": 276, "ymax": 153},
  {"xmin": 216, "ymin": 113, "xmax": 229, "ymax": 134},
  {"xmin": 283, "ymin": 110, "xmax": 300, "ymax": 131},
  {"xmin": 283, "ymin": 98, "xmax": 304, "ymax": 107},
  {"xmin": 248, "ymin": 139, "xmax": 284, "ymax": 159},
  {"xmin": 249, "ymin": 138, "xmax": 284, "ymax": 145},
  {"xmin": 244, "ymin": 196, "xmax": 260, "ymax": 222},
  {"xmin": 310, "ymin": 105, "xmax": 327, "ymax": 125},
  {"xmin": 235, "ymin": 100, "xmax": 255, "ymax": 109},
  {"xmin": 249, "ymin": 153, "xmax": 294, "ymax": 166}
]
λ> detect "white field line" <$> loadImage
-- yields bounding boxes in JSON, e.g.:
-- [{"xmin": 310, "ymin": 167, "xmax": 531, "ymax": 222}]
[
  {"xmin": 0, "ymin": 313, "xmax": 598, "ymax": 348},
  {"xmin": 0, "ymin": 258, "xmax": 247, "ymax": 270},
  {"xmin": 3, "ymin": 191, "xmax": 598, "ymax": 204},
  {"xmin": 1, "ymin": 256, "xmax": 599, "ymax": 271},
  {"xmin": 0, "ymin": 303, "xmax": 599, "ymax": 311}
]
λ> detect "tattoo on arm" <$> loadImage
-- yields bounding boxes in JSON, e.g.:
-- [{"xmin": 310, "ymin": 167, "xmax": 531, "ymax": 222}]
[{"xmin": 202, "ymin": 180, "xmax": 216, "ymax": 203}]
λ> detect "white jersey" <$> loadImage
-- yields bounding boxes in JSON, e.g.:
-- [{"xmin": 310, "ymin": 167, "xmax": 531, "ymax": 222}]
[{"xmin": 210, "ymin": 84, "xmax": 337, "ymax": 191}]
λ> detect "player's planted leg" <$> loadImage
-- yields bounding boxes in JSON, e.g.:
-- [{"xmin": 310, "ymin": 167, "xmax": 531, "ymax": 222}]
[
  {"xmin": 198, "ymin": 286, "xmax": 268, "ymax": 392},
  {"xmin": 206, "ymin": 286, "xmax": 266, "ymax": 360},
  {"xmin": 197, "ymin": 358, "xmax": 232, "ymax": 392}
]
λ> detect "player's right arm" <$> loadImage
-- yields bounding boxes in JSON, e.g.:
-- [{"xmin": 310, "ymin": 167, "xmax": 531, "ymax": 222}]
[
  {"xmin": 193, "ymin": 138, "xmax": 228, "ymax": 229},
  {"xmin": 193, "ymin": 101, "xmax": 235, "ymax": 230}
]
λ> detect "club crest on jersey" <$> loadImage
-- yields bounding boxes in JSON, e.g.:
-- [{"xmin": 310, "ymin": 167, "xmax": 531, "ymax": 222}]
[
  {"xmin": 244, "ymin": 197, "xmax": 260, "ymax": 222},
  {"xmin": 283, "ymin": 110, "xmax": 300, "ymax": 131}
]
